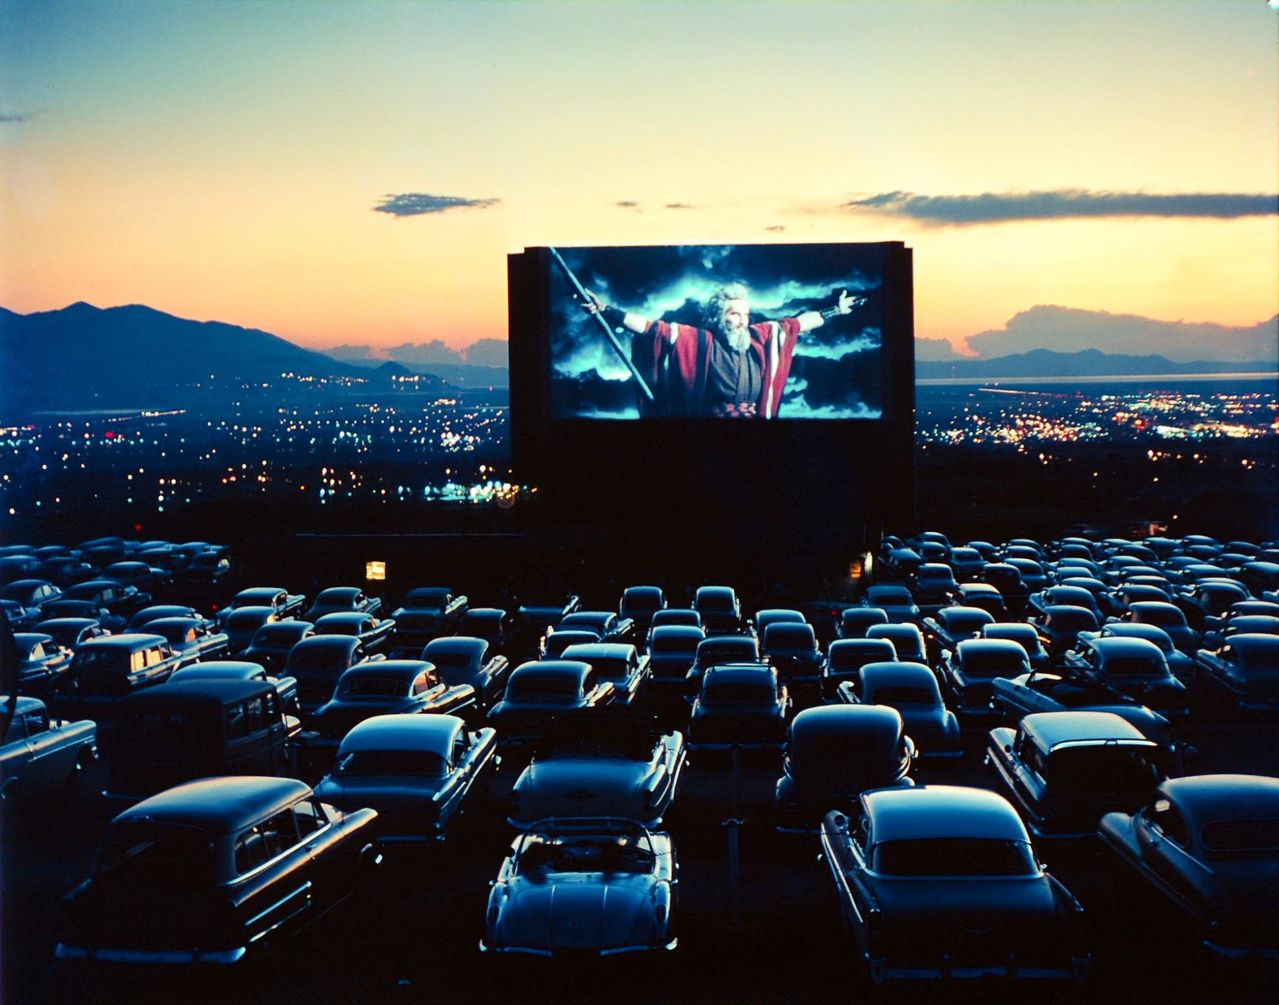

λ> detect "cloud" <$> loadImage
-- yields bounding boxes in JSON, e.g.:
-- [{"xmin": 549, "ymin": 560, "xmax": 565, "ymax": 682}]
[
  {"xmin": 463, "ymin": 337, "xmax": 508, "ymax": 367},
  {"xmin": 664, "ymin": 202, "xmax": 693, "ymax": 210},
  {"xmin": 373, "ymin": 192, "xmax": 500, "ymax": 217},
  {"xmin": 324, "ymin": 338, "xmax": 509, "ymax": 369},
  {"xmin": 325, "ymin": 343, "xmax": 385, "ymax": 363},
  {"xmin": 844, "ymin": 189, "xmax": 1278, "ymax": 225},
  {"xmin": 615, "ymin": 200, "xmax": 640, "ymax": 209},
  {"xmin": 915, "ymin": 336, "xmax": 964, "ymax": 362},
  {"xmin": 964, "ymin": 306, "xmax": 1279, "ymax": 363},
  {"xmin": 0, "ymin": 113, "xmax": 31, "ymax": 123},
  {"xmin": 794, "ymin": 330, "xmax": 881, "ymax": 361}
]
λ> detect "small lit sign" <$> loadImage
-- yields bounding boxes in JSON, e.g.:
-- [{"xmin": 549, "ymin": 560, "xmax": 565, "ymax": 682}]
[{"xmin": 365, "ymin": 561, "xmax": 386, "ymax": 581}]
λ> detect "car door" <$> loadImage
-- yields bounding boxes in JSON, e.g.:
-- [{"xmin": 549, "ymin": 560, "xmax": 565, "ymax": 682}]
[{"xmin": 233, "ymin": 808, "xmax": 316, "ymax": 948}]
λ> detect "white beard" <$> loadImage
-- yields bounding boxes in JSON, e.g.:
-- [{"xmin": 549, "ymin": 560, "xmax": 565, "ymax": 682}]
[{"xmin": 720, "ymin": 325, "xmax": 751, "ymax": 353}]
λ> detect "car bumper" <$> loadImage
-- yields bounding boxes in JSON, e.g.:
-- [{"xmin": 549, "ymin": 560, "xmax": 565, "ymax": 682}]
[{"xmin": 55, "ymin": 944, "xmax": 248, "ymax": 965}]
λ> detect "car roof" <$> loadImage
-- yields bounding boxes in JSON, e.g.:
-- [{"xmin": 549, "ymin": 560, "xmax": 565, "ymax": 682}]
[
  {"xmin": 1088, "ymin": 637, "xmax": 1165, "ymax": 660},
  {"xmin": 859, "ymin": 661, "xmax": 938, "ymax": 690},
  {"xmin": 337, "ymin": 713, "xmax": 463, "ymax": 755},
  {"xmin": 3, "ymin": 695, "xmax": 47, "ymax": 716},
  {"xmin": 649, "ymin": 625, "xmax": 705, "ymax": 641},
  {"xmin": 291, "ymin": 635, "xmax": 362, "ymax": 653},
  {"xmin": 423, "ymin": 636, "xmax": 487, "ymax": 656},
  {"xmin": 115, "ymin": 776, "xmax": 313, "ymax": 834},
  {"xmin": 703, "ymin": 663, "xmax": 775, "ymax": 685},
  {"xmin": 864, "ymin": 785, "xmax": 1029, "ymax": 843},
  {"xmin": 78, "ymin": 632, "xmax": 167, "ymax": 651},
  {"xmin": 1160, "ymin": 774, "xmax": 1279, "ymax": 831},
  {"xmin": 955, "ymin": 638, "xmax": 1027, "ymax": 657},
  {"xmin": 1020, "ymin": 711, "xmax": 1152, "ymax": 748},
  {"xmin": 340, "ymin": 659, "xmax": 432, "ymax": 679},
  {"xmin": 560, "ymin": 643, "xmax": 637, "ymax": 660},
  {"xmin": 511, "ymin": 659, "xmax": 592, "ymax": 681},
  {"xmin": 1225, "ymin": 634, "xmax": 1279, "ymax": 655},
  {"xmin": 792, "ymin": 703, "xmax": 901, "ymax": 738},
  {"xmin": 171, "ymin": 661, "xmax": 266, "ymax": 681}
]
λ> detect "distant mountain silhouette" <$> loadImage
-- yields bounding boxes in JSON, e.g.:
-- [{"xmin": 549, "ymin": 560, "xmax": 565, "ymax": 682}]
[
  {"xmin": 339, "ymin": 356, "xmax": 508, "ymax": 389},
  {"xmin": 0, "ymin": 302, "xmax": 450, "ymax": 413},
  {"xmin": 917, "ymin": 347, "xmax": 1275, "ymax": 380}
]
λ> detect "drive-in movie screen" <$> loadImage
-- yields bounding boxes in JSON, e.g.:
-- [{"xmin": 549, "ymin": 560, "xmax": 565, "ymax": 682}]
[{"xmin": 545, "ymin": 243, "xmax": 890, "ymax": 421}]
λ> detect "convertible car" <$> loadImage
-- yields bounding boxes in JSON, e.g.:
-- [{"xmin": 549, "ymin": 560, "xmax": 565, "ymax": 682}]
[
  {"xmin": 820, "ymin": 785, "xmax": 1090, "ymax": 983},
  {"xmin": 482, "ymin": 817, "xmax": 678, "ymax": 957},
  {"xmin": 507, "ymin": 715, "xmax": 686, "ymax": 829}
]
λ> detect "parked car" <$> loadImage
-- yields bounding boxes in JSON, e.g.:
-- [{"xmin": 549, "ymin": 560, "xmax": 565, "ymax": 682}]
[
  {"xmin": 222, "ymin": 606, "xmax": 282, "ymax": 655},
  {"xmin": 482, "ymin": 817, "xmax": 678, "ymax": 957},
  {"xmin": 315, "ymin": 714, "xmax": 498, "ymax": 842},
  {"xmin": 55, "ymin": 776, "xmax": 379, "ymax": 966},
  {"xmin": 240, "ymin": 619, "xmax": 316, "ymax": 675},
  {"xmin": 312, "ymin": 611, "xmax": 397, "ymax": 653},
  {"xmin": 954, "ymin": 582, "xmax": 1007, "ymax": 620},
  {"xmin": 508, "ymin": 714, "xmax": 686, "ymax": 829},
  {"xmin": 837, "ymin": 661, "xmax": 962, "ymax": 761},
  {"xmin": 1075, "ymin": 622, "xmax": 1197, "ymax": 682},
  {"xmin": 986, "ymin": 711, "xmax": 1168, "ymax": 838},
  {"xmin": 0, "ymin": 579, "xmax": 64, "ymax": 627},
  {"xmin": 921, "ymin": 606, "xmax": 996, "ymax": 664},
  {"xmin": 540, "ymin": 628, "xmax": 602, "ymax": 660},
  {"xmin": 168, "ymin": 659, "xmax": 301, "ymax": 725},
  {"xmin": 861, "ymin": 585, "xmax": 919, "ymax": 624},
  {"xmin": 221, "ymin": 587, "xmax": 306, "ymax": 621},
  {"xmin": 1032, "ymin": 605, "xmax": 1102, "ymax": 661},
  {"xmin": 837, "ymin": 607, "xmax": 890, "ymax": 640},
  {"xmin": 12, "ymin": 632, "xmax": 73, "ymax": 695},
  {"xmin": 819, "ymin": 786, "xmax": 1090, "ymax": 983},
  {"xmin": 1193, "ymin": 634, "xmax": 1279, "ymax": 714},
  {"xmin": 989, "ymin": 667, "xmax": 1172, "ymax": 743},
  {"xmin": 0, "ymin": 695, "xmax": 97, "ymax": 803},
  {"xmin": 646, "ymin": 625, "xmax": 706, "ymax": 697},
  {"xmin": 512, "ymin": 593, "xmax": 581, "ymax": 655},
  {"xmin": 774, "ymin": 704, "xmax": 915, "ymax": 831},
  {"xmin": 647, "ymin": 607, "xmax": 702, "ymax": 640},
  {"xmin": 909, "ymin": 564, "xmax": 959, "ymax": 615},
  {"xmin": 1062, "ymin": 637, "xmax": 1189, "ymax": 719},
  {"xmin": 33, "ymin": 617, "xmax": 111, "ymax": 653},
  {"xmin": 144, "ymin": 616, "xmax": 231, "ymax": 666},
  {"xmin": 761, "ymin": 621, "xmax": 822, "ymax": 690},
  {"xmin": 619, "ymin": 585, "xmax": 666, "ymax": 638},
  {"xmin": 458, "ymin": 607, "xmax": 511, "ymax": 651},
  {"xmin": 302, "ymin": 586, "xmax": 382, "ymax": 623},
  {"xmin": 421, "ymin": 636, "xmax": 511, "ymax": 712},
  {"xmin": 687, "ymin": 663, "xmax": 790, "ymax": 749},
  {"xmin": 126, "ymin": 604, "xmax": 205, "ymax": 632},
  {"xmin": 389, "ymin": 587, "xmax": 468, "ymax": 654},
  {"xmin": 1098, "ymin": 774, "xmax": 1279, "ymax": 958},
  {"xmin": 821, "ymin": 638, "xmax": 898, "ymax": 699},
  {"xmin": 52, "ymin": 633, "xmax": 183, "ymax": 727},
  {"xmin": 688, "ymin": 634, "xmax": 761, "ymax": 688},
  {"xmin": 692, "ymin": 585, "xmax": 745, "ymax": 636},
  {"xmin": 936, "ymin": 638, "xmax": 1032, "ymax": 717},
  {"xmin": 555, "ymin": 610, "xmax": 634, "ymax": 646},
  {"xmin": 1123, "ymin": 601, "xmax": 1200, "ymax": 654},
  {"xmin": 105, "ymin": 679, "xmax": 297, "ymax": 800},
  {"xmin": 63, "ymin": 579, "xmax": 149, "ymax": 623},
  {"xmin": 559, "ymin": 642, "xmax": 650, "ymax": 706},
  {"xmin": 284, "ymin": 635, "xmax": 381, "ymax": 715},
  {"xmin": 980, "ymin": 622, "xmax": 1051, "ymax": 670},
  {"xmin": 753, "ymin": 608, "xmax": 806, "ymax": 635},
  {"xmin": 488, "ymin": 660, "xmax": 617, "ymax": 744}
]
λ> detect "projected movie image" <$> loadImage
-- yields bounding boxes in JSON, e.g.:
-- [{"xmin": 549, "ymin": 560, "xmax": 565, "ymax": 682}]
[{"xmin": 548, "ymin": 244, "xmax": 886, "ymax": 420}]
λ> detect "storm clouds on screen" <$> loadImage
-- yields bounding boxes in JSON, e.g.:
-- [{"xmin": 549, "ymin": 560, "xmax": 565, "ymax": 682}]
[{"xmin": 549, "ymin": 244, "xmax": 884, "ymax": 419}]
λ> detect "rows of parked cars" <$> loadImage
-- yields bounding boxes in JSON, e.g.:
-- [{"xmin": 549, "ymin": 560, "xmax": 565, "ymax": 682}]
[{"xmin": 3, "ymin": 527, "xmax": 1278, "ymax": 979}]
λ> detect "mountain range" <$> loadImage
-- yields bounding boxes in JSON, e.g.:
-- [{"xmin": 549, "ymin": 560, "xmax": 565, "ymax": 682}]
[{"xmin": 1, "ymin": 301, "xmax": 1272, "ymax": 416}]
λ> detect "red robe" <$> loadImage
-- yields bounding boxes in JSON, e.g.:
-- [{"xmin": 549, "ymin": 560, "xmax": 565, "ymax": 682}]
[{"xmin": 632, "ymin": 317, "xmax": 803, "ymax": 418}]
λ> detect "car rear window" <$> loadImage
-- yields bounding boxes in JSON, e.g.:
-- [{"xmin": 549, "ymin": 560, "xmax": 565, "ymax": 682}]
[
  {"xmin": 873, "ymin": 838, "xmax": 1037, "ymax": 877},
  {"xmin": 867, "ymin": 686, "xmax": 935, "ymax": 706},
  {"xmin": 507, "ymin": 675, "xmax": 579, "ymax": 702},
  {"xmin": 337, "ymin": 750, "xmax": 445, "ymax": 777},
  {"xmin": 704, "ymin": 682, "xmax": 773, "ymax": 705},
  {"xmin": 338, "ymin": 674, "xmax": 408, "ymax": 698}
]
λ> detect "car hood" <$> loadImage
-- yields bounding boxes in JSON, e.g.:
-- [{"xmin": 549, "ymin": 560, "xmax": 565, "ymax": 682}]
[
  {"xmin": 494, "ymin": 876, "xmax": 655, "ymax": 951},
  {"xmin": 513, "ymin": 760, "xmax": 651, "ymax": 821}
]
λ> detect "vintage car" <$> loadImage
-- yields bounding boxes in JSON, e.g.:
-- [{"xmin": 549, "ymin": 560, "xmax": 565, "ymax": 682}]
[
  {"xmin": 1193, "ymin": 634, "xmax": 1279, "ymax": 714},
  {"xmin": 0, "ymin": 579, "xmax": 64, "ymax": 627},
  {"xmin": 1006, "ymin": 557, "xmax": 1050, "ymax": 595},
  {"xmin": 105, "ymin": 678, "xmax": 296, "ymax": 800},
  {"xmin": 883, "ymin": 545, "xmax": 923, "ymax": 580},
  {"xmin": 909, "ymin": 563, "xmax": 959, "ymax": 615},
  {"xmin": 687, "ymin": 663, "xmax": 790, "ymax": 749},
  {"xmin": 482, "ymin": 817, "xmax": 678, "ymax": 957},
  {"xmin": 314, "ymin": 714, "xmax": 498, "ymax": 842},
  {"xmin": 987, "ymin": 711, "xmax": 1167, "ymax": 838},
  {"xmin": 389, "ymin": 586, "xmax": 468, "ymax": 654},
  {"xmin": 12, "ymin": 632, "xmax": 73, "ymax": 694},
  {"xmin": 63, "ymin": 579, "xmax": 150, "ymax": 622},
  {"xmin": 421, "ymin": 636, "xmax": 511, "ymax": 712},
  {"xmin": 540, "ymin": 628, "xmax": 603, "ymax": 660},
  {"xmin": 822, "ymin": 638, "xmax": 898, "ymax": 698},
  {"xmin": 1108, "ymin": 583, "xmax": 1176, "ymax": 616},
  {"xmin": 761, "ymin": 621, "xmax": 822, "ymax": 689},
  {"xmin": 55, "ymin": 776, "xmax": 379, "ymax": 966},
  {"xmin": 556, "ymin": 610, "xmax": 635, "ymax": 646},
  {"xmin": 619, "ymin": 585, "xmax": 666, "ymax": 638},
  {"xmin": 458, "ymin": 607, "xmax": 511, "ymax": 650},
  {"xmin": 1062, "ymin": 637, "xmax": 1189, "ymax": 719},
  {"xmin": 301, "ymin": 586, "xmax": 382, "ymax": 623},
  {"xmin": 221, "ymin": 587, "xmax": 306, "ymax": 622},
  {"xmin": 646, "ymin": 624, "xmax": 706, "ymax": 696},
  {"xmin": 820, "ymin": 785, "xmax": 1090, "ymax": 983},
  {"xmin": 936, "ymin": 638, "xmax": 1032, "ymax": 717},
  {"xmin": 954, "ymin": 582, "xmax": 1007, "ymax": 621},
  {"xmin": 1032, "ymin": 605, "xmax": 1102, "ymax": 660},
  {"xmin": 838, "ymin": 607, "xmax": 890, "ymax": 640},
  {"xmin": 164, "ymin": 654, "xmax": 293, "ymax": 730},
  {"xmin": 284, "ymin": 635, "xmax": 382, "ymax": 715},
  {"xmin": 1076, "ymin": 622, "xmax": 1196, "ymax": 682},
  {"xmin": 144, "ymin": 616, "xmax": 231, "ymax": 666},
  {"xmin": 754, "ymin": 608, "xmax": 806, "ymax": 635},
  {"xmin": 688, "ymin": 634, "xmax": 761, "ymax": 688},
  {"xmin": 1098, "ymin": 774, "xmax": 1279, "ymax": 958},
  {"xmin": 948, "ymin": 546, "xmax": 986, "ymax": 583},
  {"xmin": 307, "ymin": 660, "xmax": 477, "ymax": 747},
  {"xmin": 126, "ymin": 604, "xmax": 204, "ymax": 631},
  {"xmin": 508, "ymin": 715, "xmax": 686, "ymax": 829},
  {"xmin": 980, "ymin": 622, "xmax": 1051, "ymax": 670},
  {"xmin": 33, "ymin": 617, "xmax": 111, "ymax": 652},
  {"xmin": 1122, "ymin": 601, "xmax": 1200, "ymax": 654},
  {"xmin": 647, "ymin": 607, "xmax": 702, "ymax": 641},
  {"xmin": 101, "ymin": 560, "xmax": 169, "ymax": 595},
  {"xmin": 692, "ymin": 585, "xmax": 745, "ymax": 636},
  {"xmin": 988, "ymin": 667, "xmax": 1172, "ymax": 742},
  {"xmin": 921, "ymin": 606, "xmax": 996, "ymax": 664},
  {"xmin": 861, "ymin": 585, "xmax": 920, "ymax": 625},
  {"xmin": 312, "ymin": 611, "xmax": 397, "ymax": 653},
  {"xmin": 1176, "ymin": 578, "xmax": 1252, "ymax": 629},
  {"xmin": 37, "ymin": 598, "xmax": 111, "ymax": 624},
  {"xmin": 837, "ymin": 662, "xmax": 962, "ymax": 761},
  {"xmin": 222, "ymin": 606, "xmax": 282, "ymax": 655},
  {"xmin": 864, "ymin": 623, "xmax": 928, "ymax": 664},
  {"xmin": 240, "ymin": 619, "xmax": 316, "ymax": 675},
  {"xmin": 1027, "ymin": 585, "xmax": 1104, "ymax": 622},
  {"xmin": 512, "ymin": 593, "xmax": 581, "ymax": 654},
  {"xmin": 488, "ymin": 660, "xmax": 617, "ymax": 744},
  {"xmin": 52, "ymin": 633, "xmax": 183, "ymax": 727},
  {"xmin": 775, "ymin": 705, "xmax": 915, "ymax": 831},
  {"xmin": 0, "ymin": 695, "xmax": 98, "ymax": 802},
  {"xmin": 981, "ymin": 562, "xmax": 1029, "ymax": 615},
  {"xmin": 559, "ymin": 642, "xmax": 650, "ymax": 706}
]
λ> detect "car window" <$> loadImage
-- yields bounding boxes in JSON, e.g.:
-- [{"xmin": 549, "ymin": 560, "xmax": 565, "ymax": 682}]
[
  {"xmin": 234, "ymin": 809, "xmax": 300, "ymax": 874},
  {"xmin": 874, "ymin": 838, "xmax": 1037, "ymax": 876},
  {"xmin": 293, "ymin": 799, "xmax": 327, "ymax": 838},
  {"xmin": 1148, "ymin": 800, "xmax": 1191, "ymax": 848}
]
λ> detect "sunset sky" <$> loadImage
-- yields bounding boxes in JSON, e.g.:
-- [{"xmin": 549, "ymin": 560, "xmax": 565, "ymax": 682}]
[{"xmin": 2, "ymin": 0, "xmax": 1275, "ymax": 362}]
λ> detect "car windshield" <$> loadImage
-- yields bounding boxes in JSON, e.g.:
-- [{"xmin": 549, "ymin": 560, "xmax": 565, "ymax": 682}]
[
  {"xmin": 96, "ymin": 820, "xmax": 217, "ymax": 886},
  {"xmin": 1048, "ymin": 746, "xmax": 1162, "ymax": 792},
  {"xmin": 506, "ymin": 675, "xmax": 580, "ymax": 702},
  {"xmin": 704, "ymin": 682, "xmax": 773, "ymax": 705},
  {"xmin": 336, "ymin": 750, "xmax": 445, "ymax": 777},
  {"xmin": 1200, "ymin": 818, "xmax": 1279, "ymax": 853},
  {"xmin": 873, "ymin": 838, "xmax": 1037, "ymax": 877},
  {"xmin": 338, "ymin": 675, "xmax": 409, "ymax": 698},
  {"xmin": 516, "ymin": 836, "xmax": 654, "ymax": 876}
]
